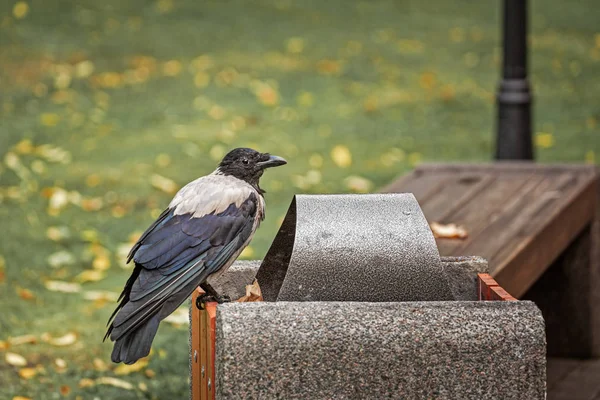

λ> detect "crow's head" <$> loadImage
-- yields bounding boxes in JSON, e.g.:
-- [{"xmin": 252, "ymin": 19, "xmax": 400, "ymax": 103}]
[{"xmin": 218, "ymin": 148, "xmax": 286, "ymax": 189}]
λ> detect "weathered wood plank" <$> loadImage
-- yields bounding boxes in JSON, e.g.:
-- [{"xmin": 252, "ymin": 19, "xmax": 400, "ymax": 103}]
[
  {"xmin": 434, "ymin": 173, "xmax": 536, "ymax": 255},
  {"xmin": 494, "ymin": 176, "xmax": 597, "ymax": 297}
]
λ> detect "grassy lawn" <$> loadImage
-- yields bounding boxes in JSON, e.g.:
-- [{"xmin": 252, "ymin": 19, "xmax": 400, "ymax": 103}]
[{"xmin": 0, "ymin": 0, "xmax": 598, "ymax": 398}]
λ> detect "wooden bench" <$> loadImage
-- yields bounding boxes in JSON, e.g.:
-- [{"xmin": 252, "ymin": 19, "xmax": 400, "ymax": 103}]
[{"xmin": 382, "ymin": 162, "xmax": 600, "ymax": 358}]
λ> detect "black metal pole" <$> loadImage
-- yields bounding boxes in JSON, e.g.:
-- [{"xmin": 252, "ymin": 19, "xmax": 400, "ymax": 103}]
[{"xmin": 495, "ymin": 0, "xmax": 534, "ymax": 160}]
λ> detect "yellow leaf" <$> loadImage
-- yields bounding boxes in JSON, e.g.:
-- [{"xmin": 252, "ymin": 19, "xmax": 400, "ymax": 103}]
[
  {"xmin": 14, "ymin": 139, "xmax": 33, "ymax": 154},
  {"xmin": 585, "ymin": 150, "xmax": 595, "ymax": 164},
  {"xmin": 330, "ymin": 145, "xmax": 352, "ymax": 168},
  {"xmin": 12, "ymin": 2, "xmax": 29, "ymax": 19},
  {"xmin": 40, "ymin": 113, "xmax": 60, "ymax": 127},
  {"xmin": 55, "ymin": 358, "xmax": 67, "ymax": 369},
  {"xmin": 6, "ymin": 352, "xmax": 27, "ymax": 367},
  {"xmin": 85, "ymin": 174, "xmax": 101, "ymax": 187},
  {"xmin": 151, "ymin": 174, "xmax": 178, "ymax": 194},
  {"xmin": 82, "ymin": 290, "xmax": 119, "ymax": 302},
  {"xmin": 44, "ymin": 280, "xmax": 81, "ymax": 293},
  {"xmin": 163, "ymin": 60, "xmax": 182, "ymax": 77},
  {"xmin": 75, "ymin": 60, "xmax": 95, "ymax": 78},
  {"xmin": 535, "ymin": 132, "xmax": 554, "ymax": 149},
  {"xmin": 0, "ymin": 340, "xmax": 7, "ymax": 350},
  {"xmin": 92, "ymin": 255, "xmax": 111, "ymax": 271},
  {"xmin": 76, "ymin": 269, "xmax": 105, "ymax": 283},
  {"xmin": 46, "ymin": 226, "xmax": 70, "ymax": 242},
  {"xmin": 114, "ymin": 359, "xmax": 148, "ymax": 375},
  {"xmin": 18, "ymin": 368, "xmax": 37, "ymax": 379},
  {"xmin": 12, "ymin": 397, "xmax": 31, "ymax": 400},
  {"xmin": 46, "ymin": 332, "xmax": 77, "ymax": 347},
  {"xmin": 96, "ymin": 377, "xmax": 134, "ymax": 390},
  {"xmin": 92, "ymin": 358, "xmax": 107, "ymax": 371},
  {"xmin": 240, "ymin": 246, "xmax": 254, "ymax": 259},
  {"xmin": 256, "ymin": 86, "xmax": 279, "ymax": 107},
  {"xmin": 344, "ymin": 176, "xmax": 373, "ymax": 193},
  {"xmin": 9, "ymin": 335, "xmax": 37, "ymax": 346},
  {"xmin": 78, "ymin": 378, "xmax": 95, "ymax": 388}
]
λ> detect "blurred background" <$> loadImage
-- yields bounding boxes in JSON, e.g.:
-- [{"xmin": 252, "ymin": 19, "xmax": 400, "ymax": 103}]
[{"xmin": 0, "ymin": 0, "xmax": 598, "ymax": 398}]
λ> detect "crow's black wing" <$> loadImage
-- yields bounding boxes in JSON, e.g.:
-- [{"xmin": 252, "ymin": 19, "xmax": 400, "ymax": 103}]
[{"xmin": 106, "ymin": 192, "xmax": 258, "ymax": 346}]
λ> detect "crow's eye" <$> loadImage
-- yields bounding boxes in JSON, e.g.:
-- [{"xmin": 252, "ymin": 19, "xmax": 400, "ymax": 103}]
[{"xmin": 242, "ymin": 159, "xmax": 249, "ymax": 165}]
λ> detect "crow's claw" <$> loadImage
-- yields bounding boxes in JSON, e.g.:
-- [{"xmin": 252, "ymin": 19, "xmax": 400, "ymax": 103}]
[{"xmin": 196, "ymin": 294, "xmax": 231, "ymax": 309}]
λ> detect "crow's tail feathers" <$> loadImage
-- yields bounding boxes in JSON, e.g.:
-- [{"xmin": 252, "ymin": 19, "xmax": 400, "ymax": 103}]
[{"xmin": 110, "ymin": 314, "xmax": 160, "ymax": 364}]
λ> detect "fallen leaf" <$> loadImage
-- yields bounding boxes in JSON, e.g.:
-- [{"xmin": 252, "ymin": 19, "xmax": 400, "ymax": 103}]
[
  {"xmin": 12, "ymin": 2, "xmax": 29, "ymax": 19},
  {"xmin": 330, "ymin": 145, "xmax": 352, "ymax": 168},
  {"xmin": 92, "ymin": 358, "xmax": 107, "ymax": 371},
  {"xmin": 0, "ymin": 340, "xmax": 7, "ymax": 350},
  {"xmin": 12, "ymin": 397, "xmax": 31, "ymax": 400},
  {"xmin": 9, "ymin": 335, "xmax": 37, "ymax": 346},
  {"xmin": 40, "ymin": 113, "xmax": 61, "ymax": 127},
  {"xmin": 151, "ymin": 174, "xmax": 178, "ymax": 194},
  {"xmin": 55, "ymin": 358, "xmax": 67, "ymax": 369},
  {"xmin": 83, "ymin": 291, "xmax": 119, "ymax": 302},
  {"xmin": 114, "ymin": 359, "xmax": 148, "ymax": 375},
  {"xmin": 46, "ymin": 332, "xmax": 77, "ymax": 347},
  {"xmin": 344, "ymin": 175, "xmax": 373, "ymax": 193},
  {"xmin": 6, "ymin": 352, "xmax": 27, "ymax": 367},
  {"xmin": 18, "ymin": 368, "xmax": 37, "ymax": 379},
  {"xmin": 430, "ymin": 222, "xmax": 469, "ymax": 239},
  {"xmin": 46, "ymin": 226, "xmax": 71, "ymax": 242},
  {"xmin": 79, "ymin": 378, "xmax": 95, "ymax": 388},
  {"xmin": 44, "ymin": 280, "xmax": 81, "ymax": 293},
  {"xmin": 236, "ymin": 280, "xmax": 263, "ymax": 302},
  {"xmin": 47, "ymin": 251, "xmax": 75, "ymax": 268},
  {"xmin": 59, "ymin": 385, "xmax": 71, "ymax": 396},
  {"xmin": 92, "ymin": 254, "xmax": 111, "ymax": 271},
  {"xmin": 17, "ymin": 287, "xmax": 35, "ymax": 301},
  {"xmin": 95, "ymin": 377, "xmax": 134, "ymax": 390},
  {"xmin": 145, "ymin": 369, "xmax": 156, "ymax": 378},
  {"xmin": 76, "ymin": 269, "xmax": 105, "ymax": 283}
]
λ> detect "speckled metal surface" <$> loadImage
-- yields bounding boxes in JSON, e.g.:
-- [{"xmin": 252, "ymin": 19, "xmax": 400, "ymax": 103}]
[
  {"xmin": 216, "ymin": 301, "xmax": 546, "ymax": 399},
  {"xmin": 256, "ymin": 194, "xmax": 455, "ymax": 301}
]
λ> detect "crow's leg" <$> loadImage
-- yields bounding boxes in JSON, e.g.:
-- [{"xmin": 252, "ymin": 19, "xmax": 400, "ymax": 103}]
[{"xmin": 196, "ymin": 282, "xmax": 231, "ymax": 309}]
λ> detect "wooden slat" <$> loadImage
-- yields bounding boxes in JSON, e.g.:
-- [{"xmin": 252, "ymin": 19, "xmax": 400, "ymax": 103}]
[
  {"xmin": 191, "ymin": 289, "xmax": 201, "ymax": 400},
  {"xmin": 494, "ymin": 176, "xmax": 597, "ymax": 297},
  {"xmin": 434, "ymin": 173, "xmax": 536, "ymax": 255},
  {"xmin": 383, "ymin": 171, "xmax": 450, "ymax": 204},
  {"xmin": 420, "ymin": 173, "xmax": 495, "ymax": 222},
  {"xmin": 448, "ymin": 173, "xmax": 560, "ymax": 259},
  {"xmin": 206, "ymin": 303, "xmax": 217, "ymax": 400},
  {"xmin": 200, "ymin": 303, "xmax": 208, "ymax": 400}
]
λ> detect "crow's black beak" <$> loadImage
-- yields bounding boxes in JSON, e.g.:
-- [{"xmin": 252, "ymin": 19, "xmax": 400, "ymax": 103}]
[{"xmin": 257, "ymin": 155, "xmax": 287, "ymax": 169}]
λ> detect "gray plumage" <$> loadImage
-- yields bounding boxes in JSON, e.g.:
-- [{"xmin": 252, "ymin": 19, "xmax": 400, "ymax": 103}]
[{"xmin": 105, "ymin": 148, "xmax": 286, "ymax": 364}]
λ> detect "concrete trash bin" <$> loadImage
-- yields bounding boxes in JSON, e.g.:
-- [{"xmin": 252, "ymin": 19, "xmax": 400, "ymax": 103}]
[{"xmin": 189, "ymin": 194, "xmax": 546, "ymax": 399}]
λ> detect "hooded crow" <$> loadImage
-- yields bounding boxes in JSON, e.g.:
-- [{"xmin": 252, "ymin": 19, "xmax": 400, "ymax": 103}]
[{"xmin": 105, "ymin": 148, "xmax": 286, "ymax": 364}]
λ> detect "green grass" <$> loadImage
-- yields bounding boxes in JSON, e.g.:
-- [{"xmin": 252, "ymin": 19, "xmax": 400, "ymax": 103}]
[{"xmin": 0, "ymin": 0, "xmax": 599, "ymax": 398}]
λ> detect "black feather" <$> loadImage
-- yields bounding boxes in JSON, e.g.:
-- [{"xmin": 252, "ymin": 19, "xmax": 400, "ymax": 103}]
[{"xmin": 105, "ymin": 192, "xmax": 259, "ymax": 363}]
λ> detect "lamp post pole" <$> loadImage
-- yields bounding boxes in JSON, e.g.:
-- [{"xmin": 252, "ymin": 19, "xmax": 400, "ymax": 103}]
[{"xmin": 495, "ymin": 0, "xmax": 534, "ymax": 160}]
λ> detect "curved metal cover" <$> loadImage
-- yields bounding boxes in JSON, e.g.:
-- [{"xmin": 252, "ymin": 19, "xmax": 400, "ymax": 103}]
[{"xmin": 256, "ymin": 193, "xmax": 455, "ymax": 302}]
